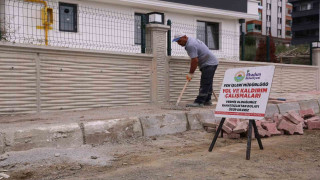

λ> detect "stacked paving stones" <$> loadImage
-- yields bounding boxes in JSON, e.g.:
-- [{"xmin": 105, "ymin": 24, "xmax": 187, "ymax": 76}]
[{"xmin": 203, "ymin": 107, "xmax": 320, "ymax": 139}]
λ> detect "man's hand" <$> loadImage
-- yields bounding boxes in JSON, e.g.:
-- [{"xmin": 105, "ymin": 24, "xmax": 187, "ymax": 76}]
[{"xmin": 186, "ymin": 73, "xmax": 193, "ymax": 81}]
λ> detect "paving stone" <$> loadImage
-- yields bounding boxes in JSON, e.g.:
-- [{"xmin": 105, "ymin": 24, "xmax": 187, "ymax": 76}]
[
  {"xmin": 277, "ymin": 102, "xmax": 301, "ymax": 115},
  {"xmin": 233, "ymin": 121, "xmax": 248, "ymax": 133},
  {"xmin": 222, "ymin": 124, "xmax": 232, "ymax": 134},
  {"xmin": 277, "ymin": 119, "xmax": 296, "ymax": 135},
  {"xmin": 300, "ymin": 108, "xmax": 315, "ymax": 118},
  {"xmin": 140, "ymin": 113, "xmax": 188, "ymax": 137},
  {"xmin": 299, "ymin": 99, "xmax": 320, "ymax": 114},
  {"xmin": 225, "ymin": 118, "xmax": 238, "ymax": 130},
  {"xmin": 287, "ymin": 110, "xmax": 304, "ymax": 125},
  {"xmin": 265, "ymin": 104, "xmax": 280, "ymax": 118},
  {"xmin": 294, "ymin": 123, "xmax": 304, "ymax": 135},
  {"xmin": 306, "ymin": 120, "xmax": 320, "ymax": 130},
  {"xmin": 261, "ymin": 122, "xmax": 281, "ymax": 135},
  {"xmin": 84, "ymin": 118, "xmax": 142, "ymax": 145},
  {"xmin": 305, "ymin": 116, "xmax": 320, "ymax": 122}
]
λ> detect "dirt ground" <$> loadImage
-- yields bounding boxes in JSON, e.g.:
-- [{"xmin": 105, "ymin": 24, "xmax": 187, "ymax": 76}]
[{"xmin": 1, "ymin": 130, "xmax": 320, "ymax": 180}]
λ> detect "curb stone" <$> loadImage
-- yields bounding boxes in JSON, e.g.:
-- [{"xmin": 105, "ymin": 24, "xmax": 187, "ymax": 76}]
[
  {"xmin": 277, "ymin": 102, "xmax": 301, "ymax": 115},
  {"xmin": 4, "ymin": 123, "xmax": 82, "ymax": 152},
  {"xmin": 83, "ymin": 117, "xmax": 142, "ymax": 145},
  {"xmin": 0, "ymin": 133, "xmax": 4, "ymax": 154},
  {"xmin": 299, "ymin": 99, "xmax": 320, "ymax": 114},
  {"xmin": 186, "ymin": 112, "xmax": 203, "ymax": 130},
  {"xmin": 139, "ymin": 113, "xmax": 188, "ymax": 137},
  {"xmin": 265, "ymin": 104, "xmax": 280, "ymax": 118}
]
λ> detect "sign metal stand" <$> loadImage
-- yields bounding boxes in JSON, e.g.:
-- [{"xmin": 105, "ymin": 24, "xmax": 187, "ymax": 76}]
[{"xmin": 209, "ymin": 118, "xmax": 264, "ymax": 160}]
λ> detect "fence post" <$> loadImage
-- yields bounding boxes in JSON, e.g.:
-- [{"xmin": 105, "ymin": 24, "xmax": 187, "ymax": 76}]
[
  {"xmin": 146, "ymin": 24, "xmax": 170, "ymax": 104},
  {"xmin": 266, "ymin": 36, "xmax": 270, "ymax": 62},
  {"xmin": 167, "ymin": 19, "xmax": 172, "ymax": 56},
  {"xmin": 141, "ymin": 15, "xmax": 146, "ymax": 54}
]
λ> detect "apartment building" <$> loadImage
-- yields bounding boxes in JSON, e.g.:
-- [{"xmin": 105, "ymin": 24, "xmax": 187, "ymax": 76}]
[
  {"xmin": 246, "ymin": 0, "xmax": 293, "ymax": 44},
  {"xmin": 289, "ymin": 0, "xmax": 319, "ymax": 45}
]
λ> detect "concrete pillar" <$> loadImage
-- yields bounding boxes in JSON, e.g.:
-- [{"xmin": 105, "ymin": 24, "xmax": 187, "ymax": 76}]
[
  {"xmin": 313, "ymin": 48, "xmax": 320, "ymax": 91},
  {"xmin": 146, "ymin": 24, "xmax": 170, "ymax": 104}
]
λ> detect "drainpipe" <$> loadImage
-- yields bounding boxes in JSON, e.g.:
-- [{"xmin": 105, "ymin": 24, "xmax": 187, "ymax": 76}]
[{"xmin": 24, "ymin": 0, "xmax": 51, "ymax": 45}]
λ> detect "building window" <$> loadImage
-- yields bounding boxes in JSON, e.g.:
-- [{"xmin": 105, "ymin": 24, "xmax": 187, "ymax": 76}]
[
  {"xmin": 259, "ymin": 12, "xmax": 262, "ymax": 20},
  {"xmin": 197, "ymin": 21, "xmax": 219, "ymax": 50},
  {"xmin": 59, "ymin": 3, "xmax": 77, "ymax": 32},
  {"xmin": 277, "ymin": 17, "xmax": 282, "ymax": 24},
  {"xmin": 286, "ymin": 31, "xmax": 291, "ymax": 37},
  {"xmin": 267, "ymin": 3, "xmax": 271, "ymax": 10},
  {"xmin": 266, "ymin": 27, "xmax": 271, "ymax": 35},
  {"xmin": 134, "ymin": 13, "xmax": 145, "ymax": 45},
  {"xmin": 267, "ymin": 15, "xmax": 271, "ymax": 22},
  {"xmin": 278, "ymin": 29, "xmax": 282, "ymax": 36},
  {"xmin": 278, "ymin": 7, "xmax": 282, "ymax": 13}
]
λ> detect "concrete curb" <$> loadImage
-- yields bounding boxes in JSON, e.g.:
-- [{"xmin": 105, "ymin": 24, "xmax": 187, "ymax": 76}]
[{"xmin": 1, "ymin": 99, "xmax": 319, "ymax": 154}]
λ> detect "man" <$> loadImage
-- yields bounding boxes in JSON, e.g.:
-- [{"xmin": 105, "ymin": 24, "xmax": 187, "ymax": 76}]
[{"xmin": 173, "ymin": 33, "xmax": 219, "ymax": 107}]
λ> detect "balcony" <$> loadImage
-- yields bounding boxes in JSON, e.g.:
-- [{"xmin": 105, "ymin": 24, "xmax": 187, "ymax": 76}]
[
  {"xmin": 292, "ymin": 22, "xmax": 319, "ymax": 31},
  {"xmin": 292, "ymin": 8, "xmax": 319, "ymax": 18}
]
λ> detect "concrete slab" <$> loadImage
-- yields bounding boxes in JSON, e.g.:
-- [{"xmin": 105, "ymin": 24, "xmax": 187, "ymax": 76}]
[
  {"xmin": 83, "ymin": 118, "xmax": 142, "ymax": 145},
  {"xmin": 299, "ymin": 100, "xmax": 320, "ymax": 114},
  {"xmin": 4, "ymin": 123, "xmax": 83, "ymax": 152},
  {"xmin": 186, "ymin": 112, "xmax": 203, "ymax": 130},
  {"xmin": 193, "ymin": 109, "xmax": 219, "ymax": 124},
  {"xmin": 277, "ymin": 102, "xmax": 301, "ymax": 115},
  {"xmin": 139, "ymin": 113, "xmax": 187, "ymax": 137},
  {"xmin": 0, "ymin": 133, "xmax": 4, "ymax": 154},
  {"xmin": 265, "ymin": 104, "xmax": 279, "ymax": 118}
]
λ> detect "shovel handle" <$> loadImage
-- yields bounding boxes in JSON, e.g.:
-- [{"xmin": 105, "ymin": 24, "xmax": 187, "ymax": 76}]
[{"xmin": 176, "ymin": 80, "xmax": 189, "ymax": 106}]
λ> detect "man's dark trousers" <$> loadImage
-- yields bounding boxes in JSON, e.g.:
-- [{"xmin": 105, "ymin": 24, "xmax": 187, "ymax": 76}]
[{"xmin": 194, "ymin": 65, "xmax": 218, "ymax": 104}]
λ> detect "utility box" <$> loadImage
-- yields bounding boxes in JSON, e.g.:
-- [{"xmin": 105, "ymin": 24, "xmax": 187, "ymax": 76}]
[
  {"xmin": 59, "ymin": 3, "xmax": 77, "ymax": 32},
  {"xmin": 42, "ymin": 7, "xmax": 53, "ymax": 25}
]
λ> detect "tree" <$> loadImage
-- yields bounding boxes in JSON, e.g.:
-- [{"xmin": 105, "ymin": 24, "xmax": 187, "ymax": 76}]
[{"xmin": 255, "ymin": 32, "xmax": 278, "ymax": 63}]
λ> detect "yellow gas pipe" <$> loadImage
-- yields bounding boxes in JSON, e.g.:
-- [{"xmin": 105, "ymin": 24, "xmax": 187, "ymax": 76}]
[{"xmin": 24, "ymin": 0, "xmax": 53, "ymax": 45}]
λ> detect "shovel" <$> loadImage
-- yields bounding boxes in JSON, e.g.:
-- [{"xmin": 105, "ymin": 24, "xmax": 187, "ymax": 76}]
[{"xmin": 176, "ymin": 80, "xmax": 189, "ymax": 106}]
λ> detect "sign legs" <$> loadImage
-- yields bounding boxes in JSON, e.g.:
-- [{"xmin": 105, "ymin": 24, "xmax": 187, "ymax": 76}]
[
  {"xmin": 209, "ymin": 118, "xmax": 264, "ymax": 160},
  {"xmin": 208, "ymin": 118, "xmax": 225, "ymax": 152}
]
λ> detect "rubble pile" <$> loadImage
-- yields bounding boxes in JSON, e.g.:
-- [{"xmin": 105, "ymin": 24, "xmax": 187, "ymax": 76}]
[{"xmin": 204, "ymin": 108, "xmax": 320, "ymax": 139}]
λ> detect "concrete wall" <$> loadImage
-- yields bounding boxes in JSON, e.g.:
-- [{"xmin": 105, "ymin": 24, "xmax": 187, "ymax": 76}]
[
  {"xmin": 169, "ymin": 57, "xmax": 319, "ymax": 104},
  {"xmin": 0, "ymin": 43, "xmax": 153, "ymax": 115}
]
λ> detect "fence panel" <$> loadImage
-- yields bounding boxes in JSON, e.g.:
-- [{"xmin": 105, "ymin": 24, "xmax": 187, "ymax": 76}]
[{"xmin": 0, "ymin": 0, "xmax": 150, "ymax": 53}]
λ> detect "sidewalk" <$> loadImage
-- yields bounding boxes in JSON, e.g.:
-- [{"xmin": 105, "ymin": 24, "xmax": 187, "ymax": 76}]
[{"xmin": 1, "ymin": 91, "xmax": 320, "ymax": 155}]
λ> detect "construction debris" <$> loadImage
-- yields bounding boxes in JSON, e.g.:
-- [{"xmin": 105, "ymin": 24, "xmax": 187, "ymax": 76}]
[{"xmin": 203, "ymin": 108, "xmax": 320, "ymax": 139}]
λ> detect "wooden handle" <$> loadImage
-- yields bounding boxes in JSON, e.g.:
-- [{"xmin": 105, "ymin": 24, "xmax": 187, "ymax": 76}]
[
  {"xmin": 212, "ymin": 90, "xmax": 218, "ymax": 101},
  {"xmin": 176, "ymin": 80, "xmax": 189, "ymax": 106}
]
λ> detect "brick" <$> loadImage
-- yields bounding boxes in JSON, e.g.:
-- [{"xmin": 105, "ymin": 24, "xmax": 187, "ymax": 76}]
[
  {"xmin": 294, "ymin": 123, "xmax": 304, "ymax": 135},
  {"xmin": 227, "ymin": 133, "xmax": 240, "ymax": 139},
  {"xmin": 306, "ymin": 121, "xmax": 320, "ymax": 130},
  {"xmin": 287, "ymin": 110, "xmax": 304, "ymax": 125},
  {"xmin": 277, "ymin": 119, "xmax": 296, "ymax": 135},
  {"xmin": 233, "ymin": 121, "xmax": 248, "ymax": 133},
  {"xmin": 257, "ymin": 127, "xmax": 271, "ymax": 137},
  {"xmin": 222, "ymin": 124, "xmax": 232, "ymax": 134},
  {"xmin": 305, "ymin": 116, "xmax": 320, "ymax": 122},
  {"xmin": 225, "ymin": 118, "xmax": 238, "ymax": 130},
  {"xmin": 299, "ymin": 108, "xmax": 315, "ymax": 119},
  {"xmin": 261, "ymin": 122, "xmax": 281, "ymax": 135}
]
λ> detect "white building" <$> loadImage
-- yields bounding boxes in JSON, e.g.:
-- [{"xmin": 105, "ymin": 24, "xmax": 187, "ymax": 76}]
[{"xmin": 0, "ymin": 0, "xmax": 259, "ymax": 60}]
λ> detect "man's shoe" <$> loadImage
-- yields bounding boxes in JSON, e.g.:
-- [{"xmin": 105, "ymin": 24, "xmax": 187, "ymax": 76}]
[
  {"xmin": 186, "ymin": 102, "xmax": 204, "ymax": 107},
  {"xmin": 204, "ymin": 100, "xmax": 213, "ymax": 106}
]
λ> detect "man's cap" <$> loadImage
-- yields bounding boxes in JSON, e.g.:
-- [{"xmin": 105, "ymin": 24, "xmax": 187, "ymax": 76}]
[{"xmin": 172, "ymin": 32, "xmax": 185, "ymax": 42}]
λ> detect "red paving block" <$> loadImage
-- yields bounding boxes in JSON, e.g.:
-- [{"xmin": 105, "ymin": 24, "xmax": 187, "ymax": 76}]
[
  {"xmin": 227, "ymin": 133, "xmax": 240, "ymax": 139},
  {"xmin": 305, "ymin": 116, "xmax": 320, "ymax": 122},
  {"xmin": 306, "ymin": 120, "xmax": 320, "ymax": 130},
  {"xmin": 257, "ymin": 127, "xmax": 271, "ymax": 137},
  {"xmin": 277, "ymin": 119, "xmax": 296, "ymax": 135},
  {"xmin": 222, "ymin": 124, "xmax": 232, "ymax": 134},
  {"xmin": 261, "ymin": 122, "xmax": 281, "ymax": 135},
  {"xmin": 299, "ymin": 108, "xmax": 315, "ymax": 118},
  {"xmin": 287, "ymin": 111, "xmax": 304, "ymax": 125},
  {"xmin": 233, "ymin": 121, "xmax": 248, "ymax": 133},
  {"xmin": 225, "ymin": 118, "xmax": 238, "ymax": 130},
  {"xmin": 294, "ymin": 123, "xmax": 304, "ymax": 135}
]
